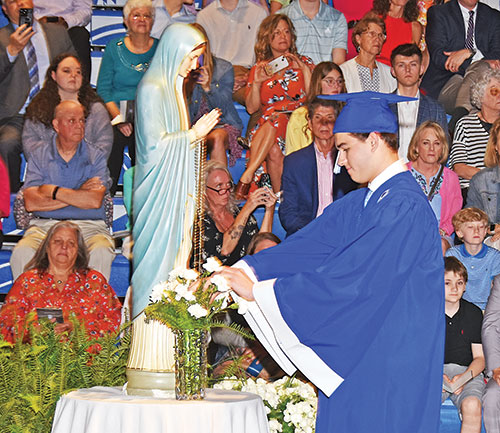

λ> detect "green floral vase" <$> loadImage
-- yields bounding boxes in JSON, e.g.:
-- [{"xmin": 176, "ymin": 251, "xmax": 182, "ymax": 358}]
[{"xmin": 174, "ymin": 328, "xmax": 208, "ymax": 400}]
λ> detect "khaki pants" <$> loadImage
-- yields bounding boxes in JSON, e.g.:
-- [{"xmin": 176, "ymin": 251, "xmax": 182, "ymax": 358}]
[
  {"xmin": 438, "ymin": 59, "xmax": 491, "ymax": 114},
  {"xmin": 10, "ymin": 219, "xmax": 115, "ymax": 280}
]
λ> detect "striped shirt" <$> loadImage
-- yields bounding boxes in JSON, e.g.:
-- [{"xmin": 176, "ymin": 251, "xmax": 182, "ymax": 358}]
[
  {"xmin": 449, "ymin": 114, "xmax": 491, "ymax": 188},
  {"xmin": 280, "ymin": 0, "xmax": 347, "ymax": 65}
]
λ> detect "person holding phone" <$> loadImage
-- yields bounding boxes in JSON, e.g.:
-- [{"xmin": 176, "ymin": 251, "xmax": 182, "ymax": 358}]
[
  {"xmin": 235, "ymin": 14, "xmax": 314, "ymax": 198},
  {"xmin": 0, "ymin": 0, "xmax": 74, "ymax": 192},
  {"xmin": 187, "ymin": 23, "xmax": 243, "ymax": 167}
]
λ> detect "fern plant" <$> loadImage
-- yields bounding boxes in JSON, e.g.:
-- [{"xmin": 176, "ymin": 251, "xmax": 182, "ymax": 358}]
[{"xmin": 0, "ymin": 320, "xmax": 130, "ymax": 433}]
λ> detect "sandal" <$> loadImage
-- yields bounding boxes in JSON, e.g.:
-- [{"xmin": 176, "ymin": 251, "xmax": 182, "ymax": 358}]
[{"xmin": 234, "ymin": 180, "xmax": 251, "ymax": 200}]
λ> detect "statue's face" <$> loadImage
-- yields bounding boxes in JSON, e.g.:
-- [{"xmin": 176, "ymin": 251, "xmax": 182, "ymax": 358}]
[{"xmin": 179, "ymin": 47, "xmax": 205, "ymax": 78}]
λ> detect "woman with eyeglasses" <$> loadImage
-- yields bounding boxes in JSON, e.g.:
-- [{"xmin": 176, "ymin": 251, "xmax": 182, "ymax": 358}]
[
  {"xmin": 97, "ymin": 0, "xmax": 158, "ymax": 195},
  {"xmin": 450, "ymin": 69, "xmax": 500, "ymax": 202},
  {"xmin": 285, "ymin": 61, "xmax": 346, "ymax": 156},
  {"xmin": 200, "ymin": 160, "xmax": 276, "ymax": 266},
  {"xmin": 339, "ymin": 14, "xmax": 396, "ymax": 93}
]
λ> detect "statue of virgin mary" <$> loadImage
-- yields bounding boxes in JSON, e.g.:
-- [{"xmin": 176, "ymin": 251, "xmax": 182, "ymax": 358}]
[{"xmin": 126, "ymin": 23, "xmax": 220, "ymax": 395}]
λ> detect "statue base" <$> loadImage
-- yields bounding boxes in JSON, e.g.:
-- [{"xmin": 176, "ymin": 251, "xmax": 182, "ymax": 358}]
[
  {"xmin": 126, "ymin": 312, "xmax": 176, "ymax": 397},
  {"xmin": 126, "ymin": 369, "xmax": 175, "ymax": 397}
]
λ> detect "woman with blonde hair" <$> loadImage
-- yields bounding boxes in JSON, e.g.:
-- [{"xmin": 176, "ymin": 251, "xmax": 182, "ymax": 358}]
[
  {"xmin": 407, "ymin": 121, "xmax": 462, "ymax": 251},
  {"xmin": 467, "ymin": 118, "xmax": 500, "ymax": 248},
  {"xmin": 235, "ymin": 14, "xmax": 314, "ymax": 198}
]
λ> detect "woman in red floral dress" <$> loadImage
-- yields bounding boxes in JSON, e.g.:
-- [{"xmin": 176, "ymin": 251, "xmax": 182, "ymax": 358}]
[
  {"xmin": 235, "ymin": 14, "xmax": 314, "ymax": 198},
  {"xmin": 0, "ymin": 221, "xmax": 121, "ymax": 343}
]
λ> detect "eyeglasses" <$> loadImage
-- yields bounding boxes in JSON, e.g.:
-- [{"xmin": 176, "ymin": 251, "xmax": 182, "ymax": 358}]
[
  {"xmin": 322, "ymin": 77, "xmax": 344, "ymax": 87},
  {"xmin": 362, "ymin": 31, "xmax": 386, "ymax": 41},
  {"xmin": 206, "ymin": 182, "xmax": 234, "ymax": 195},
  {"xmin": 130, "ymin": 13, "xmax": 153, "ymax": 20},
  {"xmin": 489, "ymin": 87, "xmax": 500, "ymax": 97}
]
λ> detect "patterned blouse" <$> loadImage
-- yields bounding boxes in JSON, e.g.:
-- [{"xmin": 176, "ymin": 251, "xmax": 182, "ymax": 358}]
[
  {"xmin": 201, "ymin": 211, "xmax": 259, "ymax": 266},
  {"xmin": 0, "ymin": 269, "xmax": 122, "ymax": 342}
]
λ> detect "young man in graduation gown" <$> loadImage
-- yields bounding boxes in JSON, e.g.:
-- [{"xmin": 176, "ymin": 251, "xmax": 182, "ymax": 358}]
[{"xmin": 221, "ymin": 92, "xmax": 445, "ymax": 433}]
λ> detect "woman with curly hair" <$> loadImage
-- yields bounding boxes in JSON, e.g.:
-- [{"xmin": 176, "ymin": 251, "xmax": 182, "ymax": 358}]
[
  {"xmin": 235, "ymin": 14, "xmax": 314, "ymax": 198},
  {"xmin": 371, "ymin": 0, "xmax": 427, "ymax": 68},
  {"xmin": 22, "ymin": 53, "xmax": 112, "ymax": 161}
]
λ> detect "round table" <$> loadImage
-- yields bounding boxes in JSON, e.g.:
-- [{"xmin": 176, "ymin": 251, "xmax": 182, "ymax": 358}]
[{"xmin": 50, "ymin": 386, "xmax": 270, "ymax": 433}]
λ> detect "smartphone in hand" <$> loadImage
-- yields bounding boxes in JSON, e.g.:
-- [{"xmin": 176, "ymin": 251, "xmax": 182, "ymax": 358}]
[
  {"xmin": 264, "ymin": 55, "xmax": 289, "ymax": 75},
  {"xmin": 19, "ymin": 8, "xmax": 33, "ymax": 27}
]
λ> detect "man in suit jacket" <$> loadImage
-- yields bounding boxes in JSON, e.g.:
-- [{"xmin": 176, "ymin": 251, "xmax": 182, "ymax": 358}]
[
  {"xmin": 422, "ymin": 0, "xmax": 500, "ymax": 117},
  {"xmin": 279, "ymin": 97, "xmax": 357, "ymax": 237},
  {"xmin": 482, "ymin": 274, "xmax": 500, "ymax": 433},
  {"xmin": 0, "ymin": 0, "xmax": 74, "ymax": 192},
  {"xmin": 389, "ymin": 43, "xmax": 448, "ymax": 161}
]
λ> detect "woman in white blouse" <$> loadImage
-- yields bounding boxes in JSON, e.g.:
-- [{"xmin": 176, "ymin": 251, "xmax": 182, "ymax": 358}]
[{"xmin": 340, "ymin": 14, "xmax": 396, "ymax": 93}]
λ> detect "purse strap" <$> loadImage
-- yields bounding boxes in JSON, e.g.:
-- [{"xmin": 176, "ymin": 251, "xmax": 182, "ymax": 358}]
[{"xmin": 427, "ymin": 164, "xmax": 444, "ymax": 200}]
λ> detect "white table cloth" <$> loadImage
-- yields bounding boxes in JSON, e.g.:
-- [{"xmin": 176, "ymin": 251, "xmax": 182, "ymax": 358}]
[{"xmin": 51, "ymin": 386, "xmax": 270, "ymax": 433}]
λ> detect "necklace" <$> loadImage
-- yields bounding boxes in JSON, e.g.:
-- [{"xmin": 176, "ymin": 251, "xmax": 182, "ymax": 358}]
[{"xmin": 117, "ymin": 39, "xmax": 152, "ymax": 73}]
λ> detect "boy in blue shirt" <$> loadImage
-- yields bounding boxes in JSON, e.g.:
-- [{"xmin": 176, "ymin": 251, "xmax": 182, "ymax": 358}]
[{"xmin": 446, "ymin": 208, "xmax": 500, "ymax": 309}]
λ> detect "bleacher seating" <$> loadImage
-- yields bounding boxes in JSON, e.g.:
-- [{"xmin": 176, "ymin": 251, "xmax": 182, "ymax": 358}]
[{"xmin": 0, "ymin": 5, "xmax": 491, "ymax": 431}]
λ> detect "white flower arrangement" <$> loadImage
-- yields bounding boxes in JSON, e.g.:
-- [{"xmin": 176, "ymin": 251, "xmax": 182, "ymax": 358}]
[
  {"xmin": 145, "ymin": 257, "xmax": 250, "ymax": 334},
  {"xmin": 214, "ymin": 376, "xmax": 317, "ymax": 433}
]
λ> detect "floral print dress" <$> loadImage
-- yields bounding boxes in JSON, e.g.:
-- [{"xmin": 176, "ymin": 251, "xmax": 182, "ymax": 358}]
[
  {"xmin": 246, "ymin": 56, "xmax": 314, "ymax": 181},
  {"xmin": 0, "ymin": 269, "xmax": 122, "ymax": 342}
]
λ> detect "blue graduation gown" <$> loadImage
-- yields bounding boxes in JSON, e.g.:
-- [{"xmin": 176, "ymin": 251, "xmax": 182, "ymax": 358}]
[{"xmin": 243, "ymin": 171, "xmax": 445, "ymax": 433}]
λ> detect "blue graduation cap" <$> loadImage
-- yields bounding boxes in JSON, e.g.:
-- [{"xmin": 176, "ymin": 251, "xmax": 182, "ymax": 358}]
[{"xmin": 319, "ymin": 91, "xmax": 416, "ymax": 134}]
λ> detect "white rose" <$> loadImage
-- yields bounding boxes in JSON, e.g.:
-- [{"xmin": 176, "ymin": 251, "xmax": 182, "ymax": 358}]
[
  {"xmin": 187, "ymin": 304, "xmax": 208, "ymax": 318},
  {"xmin": 211, "ymin": 274, "xmax": 230, "ymax": 292},
  {"xmin": 203, "ymin": 256, "xmax": 223, "ymax": 273},
  {"xmin": 150, "ymin": 282, "xmax": 168, "ymax": 302},
  {"xmin": 268, "ymin": 419, "xmax": 283, "ymax": 433},
  {"xmin": 237, "ymin": 299, "xmax": 249, "ymax": 315},
  {"xmin": 174, "ymin": 285, "xmax": 196, "ymax": 302}
]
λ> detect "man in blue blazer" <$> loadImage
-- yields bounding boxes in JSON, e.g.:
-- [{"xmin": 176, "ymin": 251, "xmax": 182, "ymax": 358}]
[
  {"xmin": 421, "ymin": 0, "xmax": 500, "ymax": 116},
  {"xmin": 389, "ymin": 44, "xmax": 448, "ymax": 160},
  {"xmin": 279, "ymin": 98, "xmax": 357, "ymax": 237}
]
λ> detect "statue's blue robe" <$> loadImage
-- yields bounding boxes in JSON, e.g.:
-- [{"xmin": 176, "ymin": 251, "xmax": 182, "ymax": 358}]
[{"xmin": 242, "ymin": 171, "xmax": 445, "ymax": 433}]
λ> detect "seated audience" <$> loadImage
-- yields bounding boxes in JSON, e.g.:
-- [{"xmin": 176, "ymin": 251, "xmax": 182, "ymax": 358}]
[
  {"xmin": 235, "ymin": 14, "xmax": 314, "ymax": 198},
  {"xmin": 279, "ymin": 97, "xmax": 357, "ymax": 237},
  {"xmin": 196, "ymin": 0, "xmax": 268, "ymax": 106},
  {"xmin": 0, "ymin": 0, "xmax": 74, "ymax": 192},
  {"xmin": 467, "ymin": 118, "xmax": 500, "ymax": 249},
  {"xmin": 97, "ymin": 0, "xmax": 158, "ymax": 195},
  {"xmin": 246, "ymin": 231, "xmax": 281, "ymax": 255},
  {"xmin": 151, "ymin": 0, "xmax": 196, "ymax": 38},
  {"xmin": 372, "ymin": 0, "xmax": 426, "ymax": 68},
  {"xmin": 286, "ymin": 61, "xmax": 346, "ymax": 156},
  {"xmin": 187, "ymin": 24, "xmax": 243, "ymax": 167},
  {"xmin": 33, "ymin": 1, "xmax": 92, "ymax": 81},
  {"xmin": 442, "ymin": 256, "xmax": 485, "ymax": 433},
  {"xmin": 389, "ymin": 43, "xmax": 448, "ymax": 160},
  {"xmin": 482, "ymin": 274, "xmax": 500, "ymax": 433},
  {"xmin": 23, "ymin": 53, "xmax": 112, "ymax": 161},
  {"xmin": 446, "ymin": 207, "xmax": 500, "ymax": 309},
  {"xmin": 0, "ymin": 221, "xmax": 121, "ymax": 343},
  {"xmin": 279, "ymin": 0, "xmax": 347, "ymax": 65},
  {"xmin": 0, "ymin": 156, "xmax": 9, "ymax": 249},
  {"xmin": 421, "ymin": 0, "xmax": 500, "ymax": 123},
  {"xmin": 449, "ymin": 69, "xmax": 500, "ymax": 201},
  {"xmin": 407, "ymin": 121, "xmax": 462, "ymax": 252},
  {"xmin": 201, "ymin": 161, "xmax": 276, "ymax": 266},
  {"xmin": 340, "ymin": 15, "xmax": 396, "ymax": 93},
  {"xmin": 10, "ymin": 101, "xmax": 115, "ymax": 281}
]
